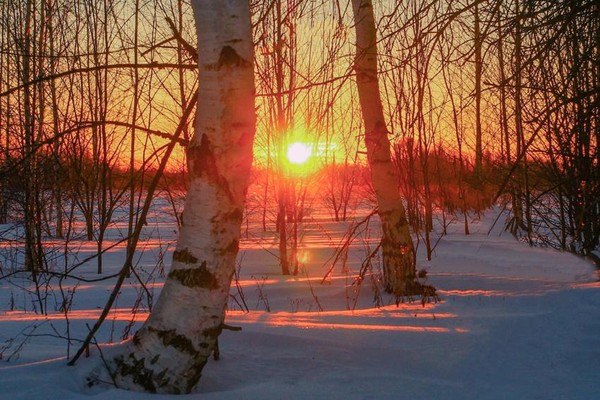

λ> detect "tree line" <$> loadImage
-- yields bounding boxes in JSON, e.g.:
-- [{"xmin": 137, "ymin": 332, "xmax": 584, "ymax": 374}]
[{"xmin": 1, "ymin": 0, "xmax": 597, "ymax": 269}]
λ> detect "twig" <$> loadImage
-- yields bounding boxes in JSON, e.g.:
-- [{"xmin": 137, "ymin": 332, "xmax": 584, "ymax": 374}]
[
  {"xmin": 320, "ymin": 209, "xmax": 378, "ymax": 284},
  {"xmin": 67, "ymin": 87, "xmax": 198, "ymax": 367}
]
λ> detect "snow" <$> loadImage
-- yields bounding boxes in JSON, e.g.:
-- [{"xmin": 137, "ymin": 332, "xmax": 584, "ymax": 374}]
[{"xmin": 1, "ymin": 204, "xmax": 599, "ymax": 399}]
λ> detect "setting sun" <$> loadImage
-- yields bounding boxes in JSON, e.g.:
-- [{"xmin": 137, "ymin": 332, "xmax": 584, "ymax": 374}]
[{"xmin": 286, "ymin": 142, "xmax": 312, "ymax": 164}]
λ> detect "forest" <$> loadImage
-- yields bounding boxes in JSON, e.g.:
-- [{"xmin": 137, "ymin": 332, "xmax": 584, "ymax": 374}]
[{"xmin": 0, "ymin": 0, "xmax": 599, "ymax": 397}]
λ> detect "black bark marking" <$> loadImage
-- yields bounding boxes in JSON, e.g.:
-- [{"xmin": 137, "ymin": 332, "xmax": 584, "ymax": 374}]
[
  {"xmin": 210, "ymin": 208, "xmax": 243, "ymax": 225},
  {"xmin": 217, "ymin": 45, "xmax": 251, "ymax": 69},
  {"xmin": 395, "ymin": 218, "xmax": 409, "ymax": 230},
  {"xmin": 204, "ymin": 45, "xmax": 251, "ymax": 70},
  {"xmin": 172, "ymin": 248, "xmax": 198, "ymax": 265},
  {"xmin": 218, "ymin": 239, "xmax": 238, "ymax": 256},
  {"xmin": 149, "ymin": 327, "xmax": 198, "ymax": 356},
  {"xmin": 355, "ymin": 68, "xmax": 378, "ymax": 83},
  {"xmin": 189, "ymin": 134, "xmax": 217, "ymax": 181},
  {"xmin": 184, "ymin": 361, "xmax": 206, "ymax": 393},
  {"xmin": 114, "ymin": 353, "xmax": 181, "ymax": 393},
  {"xmin": 225, "ymin": 208, "xmax": 244, "ymax": 223},
  {"xmin": 168, "ymin": 261, "xmax": 219, "ymax": 289},
  {"xmin": 154, "ymin": 369, "xmax": 171, "ymax": 391},
  {"xmin": 114, "ymin": 354, "xmax": 157, "ymax": 393},
  {"xmin": 202, "ymin": 325, "xmax": 222, "ymax": 339},
  {"xmin": 188, "ymin": 134, "xmax": 234, "ymax": 201}
]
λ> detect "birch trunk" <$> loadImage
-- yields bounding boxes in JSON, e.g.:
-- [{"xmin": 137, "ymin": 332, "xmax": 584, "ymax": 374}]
[
  {"xmin": 351, "ymin": 0, "xmax": 423, "ymax": 297},
  {"xmin": 513, "ymin": 0, "xmax": 531, "ymax": 240},
  {"xmin": 474, "ymin": 4, "xmax": 483, "ymax": 184},
  {"xmin": 111, "ymin": 0, "xmax": 255, "ymax": 393}
]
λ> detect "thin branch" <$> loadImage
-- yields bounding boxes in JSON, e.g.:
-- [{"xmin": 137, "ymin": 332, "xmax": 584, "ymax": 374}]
[
  {"xmin": 67, "ymin": 87, "xmax": 198, "ymax": 367},
  {"xmin": 165, "ymin": 16, "xmax": 198, "ymax": 60},
  {"xmin": 0, "ymin": 63, "xmax": 195, "ymax": 98}
]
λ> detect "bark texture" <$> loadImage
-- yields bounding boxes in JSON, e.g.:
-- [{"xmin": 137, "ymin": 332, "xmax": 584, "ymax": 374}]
[
  {"xmin": 111, "ymin": 0, "xmax": 255, "ymax": 393},
  {"xmin": 351, "ymin": 0, "xmax": 420, "ymax": 296}
]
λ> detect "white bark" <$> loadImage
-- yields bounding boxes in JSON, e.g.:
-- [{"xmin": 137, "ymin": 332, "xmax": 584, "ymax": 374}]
[
  {"xmin": 111, "ymin": 0, "xmax": 255, "ymax": 393},
  {"xmin": 474, "ymin": 4, "xmax": 483, "ymax": 183},
  {"xmin": 351, "ymin": 0, "xmax": 422, "ymax": 296}
]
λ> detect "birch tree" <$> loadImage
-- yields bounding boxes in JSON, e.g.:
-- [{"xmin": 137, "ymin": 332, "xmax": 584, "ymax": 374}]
[
  {"xmin": 473, "ymin": 3, "xmax": 483, "ymax": 184},
  {"xmin": 110, "ymin": 0, "xmax": 256, "ymax": 393},
  {"xmin": 351, "ymin": 0, "xmax": 432, "ymax": 298}
]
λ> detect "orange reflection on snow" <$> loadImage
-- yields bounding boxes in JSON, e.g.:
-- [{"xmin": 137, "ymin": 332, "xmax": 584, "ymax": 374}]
[
  {"xmin": 0, "ymin": 306, "xmax": 469, "ymax": 334},
  {"xmin": 570, "ymin": 281, "xmax": 600, "ymax": 289},
  {"xmin": 0, "ymin": 238, "xmax": 172, "ymax": 252},
  {"xmin": 73, "ymin": 238, "xmax": 171, "ymax": 253},
  {"xmin": 439, "ymin": 285, "xmax": 574, "ymax": 297},
  {"xmin": 439, "ymin": 289, "xmax": 506, "ymax": 297},
  {"xmin": 121, "ymin": 282, "xmax": 164, "ymax": 289},
  {"xmin": 266, "ymin": 319, "xmax": 454, "ymax": 333},
  {"xmin": 225, "ymin": 306, "xmax": 468, "ymax": 333},
  {"xmin": 226, "ymin": 304, "xmax": 456, "ymax": 320},
  {"xmin": 235, "ymin": 279, "xmax": 280, "ymax": 287},
  {"xmin": 0, "ymin": 308, "xmax": 149, "ymax": 323}
]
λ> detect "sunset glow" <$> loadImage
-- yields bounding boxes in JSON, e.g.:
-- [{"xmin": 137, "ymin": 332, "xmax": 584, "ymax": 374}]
[{"xmin": 286, "ymin": 142, "xmax": 312, "ymax": 164}]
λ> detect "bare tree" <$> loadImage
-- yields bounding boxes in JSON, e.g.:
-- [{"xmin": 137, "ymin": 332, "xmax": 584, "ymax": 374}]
[
  {"xmin": 110, "ymin": 0, "xmax": 256, "ymax": 393},
  {"xmin": 473, "ymin": 3, "xmax": 484, "ymax": 184},
  {"xmin": 351, "ymin": 0, "xmax": 433, "ymax": 298}
]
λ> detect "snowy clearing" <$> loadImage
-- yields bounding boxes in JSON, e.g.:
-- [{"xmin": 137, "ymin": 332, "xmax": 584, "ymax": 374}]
[{"xmin": 1, "ymin": 206, "xmax": 599, "ymax": 399}]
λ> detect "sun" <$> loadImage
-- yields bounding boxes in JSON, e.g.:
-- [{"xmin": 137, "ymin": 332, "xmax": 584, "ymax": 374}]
[{"xmin": 286, "ymin": 142, "xmax": 312, "ymax": 164}]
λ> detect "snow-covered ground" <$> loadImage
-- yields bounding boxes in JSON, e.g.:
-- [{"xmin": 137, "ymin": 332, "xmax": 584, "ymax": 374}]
[{"xmin": 0, "ymin": 204, "xmax": 599, "ymax": 399}]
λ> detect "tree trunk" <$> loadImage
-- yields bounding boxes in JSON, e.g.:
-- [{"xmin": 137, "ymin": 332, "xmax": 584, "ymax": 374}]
[
  {"xmin": 111, "ymin": 0, "xmax": 255, "ymax": 393},
  {"xmin": 474, "ymin": 4, "xmax": 483, "ymax": 184},
  {"xmin": 277, "ymin": 184, "xmax": 291, "ymax": 275},
  {"xmin": 351, "ymin": 0, "xmax": 424, "ymax": 297},
  {"xmin": 513, "ymin": 0, "xmax": 532, "ymax": 241},
  {"xmin": 22, "ymin": 0, "xmax": 39, "ymax": 272}
]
